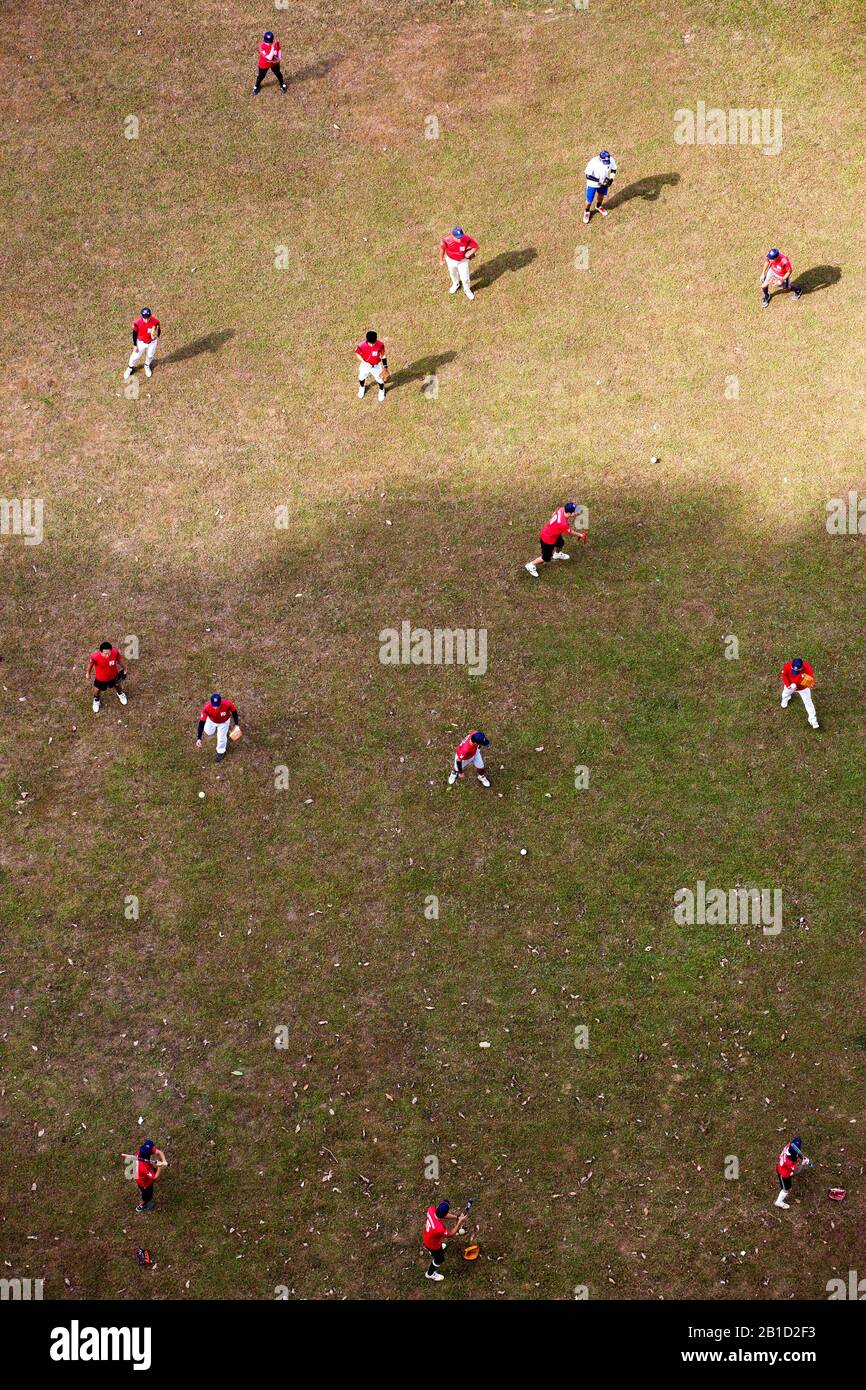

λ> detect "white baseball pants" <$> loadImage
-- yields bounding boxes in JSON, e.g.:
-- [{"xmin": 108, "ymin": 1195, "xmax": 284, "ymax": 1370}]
[
  {"xmin": 781, "ymin": 684, "xmax": 817, "ymax": 724},
  {"xmin": 445, "ymin": 255, "xmax": 472, "ymax": 295},
  {"xmin": 203, "ymin": 717, "xmax": 230, "ymax": 753},
  {"xmin": 454, "ymin": 749, "xmax": 485, "ymax": 772},
  {"xmin": 128, "ymin": 338, "xmax": 158, "ymax": 369},
  {"xmin": 358, "ymin": 362, "xmax": 385, "ymax": 385}
]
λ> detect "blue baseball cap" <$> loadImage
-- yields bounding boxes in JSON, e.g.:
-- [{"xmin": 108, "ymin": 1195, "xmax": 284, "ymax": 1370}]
[
  {"xmin": 435, "ymin": 1201, "xmax": 450, "ymax": 1217},
  {"xmin": 141, "ymin": 307, "xmax": 152, "ymax": 319},
  {"xmin": 767, "ymin": 247, "xmax": 780, "ymax": 260},
  {"xmin": 263, "ymin": 31, "xmax": 274, "ymax": 42},
  {"xmin": 789, "ymin": 1136, "xmax": 802, "ymax": 1155},
  {"xmin": 564, "ymin": 501, "xmax": 577, "ymax": 513},
  {"xmin": 210, "ymin": 693, "xmax": 222, "ymax": 706},
  {"xmin": 600, "ymin": 150, "xmax": 611, "ymax": 163},
  {"xmin": 452, "ymin": 226, "xmax": 464, "ymax": 237},
  {"xmin": 791, "ymin": 658, "xmax": 803, "ymax": 672},
  {"xmin": 139, "ymin": 1139, "xmax": 155, "ymax": 1159},
  {"xmin": 472, "ymin": 731, "xmax": 489, "ymax": 746}
]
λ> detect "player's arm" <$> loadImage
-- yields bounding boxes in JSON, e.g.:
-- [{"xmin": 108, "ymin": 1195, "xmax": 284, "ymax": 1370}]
[
  {"xmin": 153, "ymin": 1148, "xmax": 167, "ymax": 1176},
  {"xmin": 466, "ymin": 237, "xmax": 479, "ymax": 256},
  {"xmin": 231, "ymin": 705, "xmax": 240, "ymax": 726},
  {"xmin": 438, "ymin": 241, "xmax": 446, "ymax": 265},
  {"xmin": 86, "ymin": 657, "xmax": 95, "ymax": 679},
  {"xmin": 131, "ymin": 326, "xmax": 138, "ymax": 345},
  {"xmin": 196, "ymin": 714, "xmax": 205, "ymax": 746}
]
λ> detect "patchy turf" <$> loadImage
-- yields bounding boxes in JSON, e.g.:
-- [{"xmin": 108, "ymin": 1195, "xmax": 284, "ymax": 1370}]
[{"xmin": 1, "ymin": 0, "xmax": 865, "ymax": 1300}]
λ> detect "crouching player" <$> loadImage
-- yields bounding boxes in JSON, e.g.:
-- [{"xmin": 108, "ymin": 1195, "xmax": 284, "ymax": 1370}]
[
  {"xmin": 448, "ymin": 730, "xmax": 491, "ymax": 787},
  {"xmin": 761, "ymin": 248, "xmax": 802, "ymax": 307}
]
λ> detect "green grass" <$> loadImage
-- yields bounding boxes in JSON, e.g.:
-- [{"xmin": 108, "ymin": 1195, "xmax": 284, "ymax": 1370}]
[{"xmin": 1, "ymin": 0, "xmax": 865, "ymax": 1300}]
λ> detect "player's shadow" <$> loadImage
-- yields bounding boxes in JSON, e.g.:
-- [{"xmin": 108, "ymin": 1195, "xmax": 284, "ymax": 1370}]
[
  {"xmin": 160, "ymin": 330, "xmax": 235, "ymax": 366},
  {"xmin": 389, "ymin": 351, "xmax": 457, "ymax": 392},
  {"xmin": 471, "ymin": 247, "xmax": 538, "ymax": 290},
  {"xmin": 791, "ymin": 265, "xmax": 842, "ymax": 296},
  {"xmin": 288, "ymin": 55, "xmax": 343, "ymax": 87},
  {"xmin": 605, "ymin": 172, "xmax": 680, "ymax": 210}
]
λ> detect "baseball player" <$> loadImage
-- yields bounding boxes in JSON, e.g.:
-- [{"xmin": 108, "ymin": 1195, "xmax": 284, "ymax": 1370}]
[
  {"xmin": 448, "ymin": 730, "xmax": 491, "ymax": 787},
  {"xmin": 775, "ymin": 1135, "xmax": 812, "ymax": 1209},
  {"xmin": 525, "ymin": 501, "xmax": 587, "ymax": 578},
  {"xmin": 761, "ymin": 248, "xmax": 802, "ymax": 307},
  {"xmin": 123, "ymin": 307, "xmax": 160, "ymax": 380},
  {"xmin": 253, "ymin": 31, "xmax": 288, "ymax": 93},
  {"xmin": 135, "ymin": 1139, "xmax": 167, "ymax": 1213},
  {"xmin": 355, "ymin": 330, "xmax": 389, "ymax": 402},
  {"xmin": 780, "ymin": 657, "xmax": 818, "ymax": 729},
  {"xmin": 86, "ymin": 641, "xmax": 128, "ymax": 713},
  {"xmin": 423, "ymin": 1199, "xmax": 467, "ymax": 1281},
  {"xmin": 196, "ymin": 693, "xmax": 240, "ymax": 762},
  {"xmin": 583, "ymin": 150, "xmax": 617, "ymax": 223},
  {"xmin": 439, "ymin": 226, "xmax": 479, "ymax": 300}
]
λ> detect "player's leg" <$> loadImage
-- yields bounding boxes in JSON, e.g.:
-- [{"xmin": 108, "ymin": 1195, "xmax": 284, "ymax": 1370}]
[
  {"xmin": 358, "ymin": 362, "xmax": 371, "ymax": 398},
  {"xmin": 473, "ymin": 750, "xmax": 491, "ymax": 788},
  {"xmin": 597, "ymin": 186, "xmax": 609, "ymax": 216},
  {"xmin": 447, "ymin": 256, "xmax": 461, "ymax": 293},
  {"xmin": 372, "ymin": 365, "xmax": 386, "ymax": 402},
  {"xmin": 425, "ymin": 1247, "xmax": 445, "ymax": 1280},
  {"xmin": 552, "ymin": 533, "xmax": 570, "ymax": 561},
  {"xmin": 125, "ymin": 342, "xmax": 145, "ymax": 377},
  {"xmin": 204, "ymin": 717, "xmax": 218, "ymax": 743},
  {"xmin": 113, "ymin": 671, "xmax": 128, "ymax": 705},
  {"xmin": 273, "ymin": 64, "xmax": 288, "ymax": 92},
  {"xmin": 583, "ymin": 185, "xmax": 596, "ymax": 223},
  {"xmin": 92, "ymin": 678, "xmax": 106, "ymax": 713},
  {"xmin": 459, "ymin": 258, "xmax": 474, "ymax": 300},
  {"xmin": 797, "ymin": 687, "xmax": 819, "ymax": 728},
  {"xmin": 774, "ymin": 1174, "xmax": 790, "ymax": 1208},
  {"xmin": 215, "ymin": 722, "xmax": 229, "ymax": 761},
  {"xmin": 144, "ymin": 340, "xmax": 157, "ymax": 377}
]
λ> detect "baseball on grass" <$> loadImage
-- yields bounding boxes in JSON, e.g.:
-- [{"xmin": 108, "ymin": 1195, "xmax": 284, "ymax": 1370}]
[{"xmin": 198, "ymin": 791, "xmax": 205, "ymax": 799}]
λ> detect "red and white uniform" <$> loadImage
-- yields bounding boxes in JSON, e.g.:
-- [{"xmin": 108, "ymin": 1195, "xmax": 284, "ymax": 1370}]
[
  {"xmin": 777, "ymin": 1146, "xmax": 797, "ymax": 1182},
  {"xmin": 540, "ymin": 506, "xmax": 575, "ymax": 545},
  {"xmin": 780, "ymin": 660, "xmax": 818, "ymax": 726},
  {"xmin": 441, "ymin": 232, "xmax": 478, "ymax": 298},
  {"xmin": 137, "ymin": 1157, "xmax": 158, "ymax": 1190},
  {"xmin": 423, "ymin": 1205, "xmax": 447, "ymax": 1251},
  {"xmin": 455, "ymin": 732, "xmax": 485, "ymax": 770},
  {"xmin": 355, "ymin": 338, "xmax": 386, "ymax": 384},
  {"xmin": 763, "ymin": 253, "xmax": 792, "ymax": 285},
  {"xmin": 128, "ymin": 313, "xmax": 160, "ymax": 370},
  {"xmin": 258, "ymin": 38, "xmax": 282, "ymax": 69},
  {"xmin": 199, "ymin": 698, "xmax": 238, "ymax": 754},
  {"xmin": 90, "ymin": 648, "xmax": 123, "ymax": 683}
]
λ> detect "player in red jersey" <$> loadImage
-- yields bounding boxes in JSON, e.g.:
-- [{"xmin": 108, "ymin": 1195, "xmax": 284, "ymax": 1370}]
[
  {"xmin": 422, "ymin": 1199, "xmax": 467, "ymax": 1281},
  {"xmin": 439, "ymin": 226, "xmax": 479, "ymax": 300},
  {"xmin": 780, "ymin": 656, "xmax": 818, "ymax": 729},
  {"xmin": 525, "ymin": 501, "xmax": 587, "ymax": 577},
  {"xmin": 253, "ymin": 31, "xmax": 288, "ymax": 94},
  {"xmin": 134, "ymin": 1139, "xmax": 167, "ymax": 1213},
  {"xmin": 124, "ymin": 307, "xmax": 161, "ymax": 380},
  {"xmin": 86, "ymin": 641, "xmax": 128, "ymax": 714},
  {"xmin": 774, "ymin": 1135, "xmax": 811, "ymax": 1209},
  {"xmin": 761, "ymin": 248, "xmax": 802, "ymax": 307},
  {"xmin": 196, "ymin": 693, "xmax": 240, "ymax": 762},
  {"xmin": 448, "ymin": 730, "xmax": 491, "ymax": 787},
  {"xmin": 355, "ymin": 330, "xmax": 389, "ymax": 402}
]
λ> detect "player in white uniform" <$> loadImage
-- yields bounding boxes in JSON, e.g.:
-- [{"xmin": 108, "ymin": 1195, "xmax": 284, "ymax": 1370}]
[{"xmin": 583, "ymin": 151, "xmax": 617, "ymax": 224}]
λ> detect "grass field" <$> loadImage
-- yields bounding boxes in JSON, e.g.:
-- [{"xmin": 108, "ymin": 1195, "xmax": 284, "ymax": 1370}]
[{"xmin": 2, "ymin": 0, "xmax": 866, "ymax": 1301}]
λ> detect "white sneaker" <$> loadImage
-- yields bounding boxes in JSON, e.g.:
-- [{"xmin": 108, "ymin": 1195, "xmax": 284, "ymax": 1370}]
[
  {"xmin": 525, "ymin": 562, "xmax": 539, "ymax": 577},
  {"xmin": 378, "ymin": 388, "xmax": 386, "ymax": 402},
  {"xmin": 447, "ymin": 771, "xmax": 458, "ymax": 786},
  {"xmin": 775, "ymin": 1198, "xmax": 789, "ymax": 1209},
  {"xmin": 552, "ymin": 550, "xmax": 570, "ymax": 561},
  {"xmin": 599, "ymin": 208, "xmax": 609, "ymax": 217},
  {"xmin": 144, "ymin": 365, "xmax": 153, "ymax": 378},
  {"xmin": 464, "ymin": 289, "xmax": 475, "ymax": 300},
  {"xmin": 449, "ymin": 283, "xmax": 460, "ymax": 294},
  {"xmin": 116, "ymin": 690, "xmax": 128, "ymax": 705},
  {"xmin": 358, "ymin": 385, "xmax": 365, "ymax": 398},
  {"xmin": 124, "ymin": 367, "xmax": 133, "ymax": 380},
  {"xmin": 810, "ymin": 721, "xmax": 819, "ymax": 729},
  {"xmin": 425, "ymin": 1270, "xmax": 444, "ymax": 1281},
  {"xmin": 478, "ymin": 775, "xmax": 491, "ymax": 788},
  {"xmin": 92, "ymin": 698, "xmax": 101, "ymax": 713},
  {"xmin": 583, "ymin": 210, "xmax": 591, "ymax": 224}
]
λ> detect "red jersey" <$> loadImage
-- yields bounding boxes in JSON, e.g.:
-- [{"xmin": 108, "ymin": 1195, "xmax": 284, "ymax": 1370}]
[
  {"xmin": 456, "ymin": 733, "xmax": 483, "ymax": 761},
  {"xmin": 355, "ymin": 339, "xmax": 386, "ymax": 366},
  {"xmin": 540, "ymin": 506, "xmax": 573, "ymax": 544},
  {"xmin": 440, "ymin": 233, "xmax": 478, "ymax": 262},
  {"xmin": 200, "ymin": 699, "xmax": 237, "ymax": 726},
  {"xmin": 781, "ymin": 659, "xmax": 813, "ymax": 689},
  {"xmin": 258, "ymin": 39, "xmax": 282, "ymax": 68},
  {"xmin": 423, "ymin": 1205, "xmax": 447, "ymax": 1250},
  {"xmin": 777, "ymin": 1146, "xmax": 797, "ymax": 1179},
  {"xmin": 132, "ymin": 315, "xmax": 159, "ymax": 344},
  {"xmin": 90, "ymin": 648, "xmax": 123, "ymax": 682},
  {"xmin": 136, "ymin": 1158, "xmax": 158, "ymax": 1188},
  {"xmin": 767, "ymin": 253, "xmax": 792, "ymax": 278}
]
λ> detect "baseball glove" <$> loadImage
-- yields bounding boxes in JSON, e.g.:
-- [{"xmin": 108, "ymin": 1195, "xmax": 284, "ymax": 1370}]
[
  {"xmin": 800, "ymin": 674, "xmax": 815, "ymax": 688},
  {"xmin": 229, "ymin": 725, "xmax": 242, "ymax": 741},
  {"xmin": 380, "ymin": 367, "xmax": 390, "ymax": 383}
]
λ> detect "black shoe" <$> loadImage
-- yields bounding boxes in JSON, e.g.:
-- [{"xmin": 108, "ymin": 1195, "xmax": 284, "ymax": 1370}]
[
  {"xmin": 215, "ymin": 751, "xmax": 226, "ymax": 763},
  {"xmin": 793, "ymin": 288, "xmax": 803, "ymax": 300},
  {"xmin": 280, "ymin": 84, "xmax": 288, "ymax": 92}
]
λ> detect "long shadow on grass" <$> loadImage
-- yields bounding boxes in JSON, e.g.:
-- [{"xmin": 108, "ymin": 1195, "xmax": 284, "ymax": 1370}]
[
  {"xmin": 791, "ymin": 265, "xmax": 842, "ymax": 296},
  {"xmin": 389, "ymin": 351, "xmax": 457, "ymax": 392},
  {"xmin": 605, "ymin": 172, "xmax": 680, "ymax": 210},
  {"xmin": 287, "ymin": 55, "xmax": 344, "ymax": 88},
  {"xmin": 160, "ymin": 330, "xmax": 236, "ymax": 366},
  {"xmin": 471, "ymin": 247, "xmax": 537, "ymax": 290}
]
